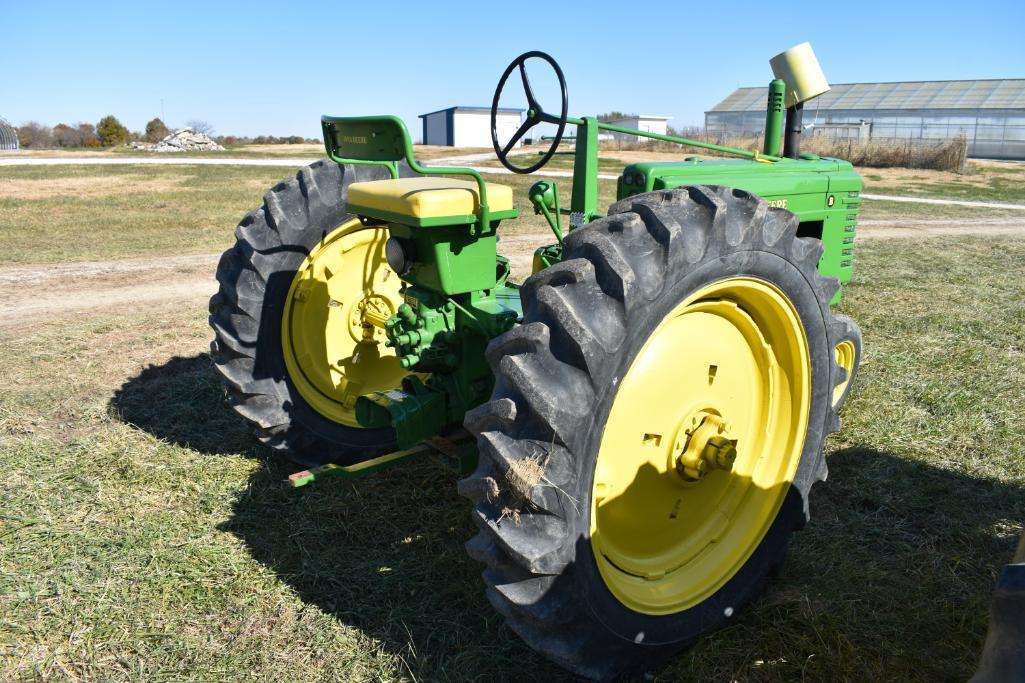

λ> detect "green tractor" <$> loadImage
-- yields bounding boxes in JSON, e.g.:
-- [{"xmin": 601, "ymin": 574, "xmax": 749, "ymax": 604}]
[{"xmin": 209, "ymin": 44, "xmax": 863, "ymax": 679}]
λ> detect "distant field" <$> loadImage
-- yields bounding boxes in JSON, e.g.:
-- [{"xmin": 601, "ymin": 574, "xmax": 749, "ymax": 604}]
[
  {"xmin": 0, "ymin": 165, "xmax": 290, "ymax": 264},
  {"xmin": 859, "ymin": 161, "xmax": 1025, "ymax": 204},
  {"xmin": 0, "ymin": 144, "xmax": 490, "ymax": 161},
  {"xmin": 1, "ymin": 160, "xmax": 1021, "ymax": 266},
  {"xmin": 0, "ymin": 164, "xmax": 615, "ymax": 264}
]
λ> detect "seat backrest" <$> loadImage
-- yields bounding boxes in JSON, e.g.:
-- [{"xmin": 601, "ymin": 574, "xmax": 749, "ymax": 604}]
[
  {"xmin": 320, "ymin": 113, "xmax": 497, "ymax": 227},
  {"xmin": 321, "ymin": 115, "xmax": 410, "ymax": 163}
]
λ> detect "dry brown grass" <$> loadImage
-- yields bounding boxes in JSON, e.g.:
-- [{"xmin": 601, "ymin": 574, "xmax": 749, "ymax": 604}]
[
  {"xmin": 805, "ymin": 134, "xmax": 968, "ymax": 172},
  {"xmin": 3, "ymin": 175, "xmax": 191, "ymax": 200},
  {"xmin": 229, "ymin": 143, "xmax": 324, "ymax": 156},
  {"xmin": 598, "ymin": 133, "xmax": 969, "ymax": 172}
]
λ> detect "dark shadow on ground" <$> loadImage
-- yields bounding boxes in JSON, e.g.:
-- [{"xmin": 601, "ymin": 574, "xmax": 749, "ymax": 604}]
[
  {"xmin": 112, "ymin": 356, "xmax": 1024, "ymax": 681},
  {"xmin": 663, "ymin": 444, "xmax": 1024, "ymax": 682},
  {"xmin": 110, "ymin": 353, "xmax": 576, "ymax": 680},
  {"xmin": 110, "ymin": 353, "xmax": 260, "ymax": 457}
]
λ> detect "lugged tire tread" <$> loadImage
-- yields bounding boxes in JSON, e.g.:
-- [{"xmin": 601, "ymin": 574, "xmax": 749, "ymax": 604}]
[
  {"xmin": 460, "ymin": 185, "xmax": 860, "ymax": 680},
  {"xmin": 208, "ymin": 160, "xmax": 403, "ymax": 466}
]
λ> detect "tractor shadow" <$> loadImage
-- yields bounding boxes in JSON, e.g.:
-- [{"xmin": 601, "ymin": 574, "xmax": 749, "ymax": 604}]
[
  {"xmin": 111, "ymin": 357, "xmax": 1024, "ymax": 681},
  {"xmin": 110, "ymin": 353, "xmax": 259, "ymax": 457},
  {"xmin": 109, "ymin": 353, "xmax": 577, "ymax": 680}
]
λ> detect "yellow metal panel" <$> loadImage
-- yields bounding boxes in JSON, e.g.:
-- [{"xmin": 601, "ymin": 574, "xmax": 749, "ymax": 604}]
[
  {"xmin": 281, "ymin": 220, "xmax": 415, "ymax": 428},
  {"xmin": 347, "ymin": 177, "xmax": 514, "ymax": 219},
  {"xmin": 590, "ymin": 277, "xmax": 811, "ymax": 614}
]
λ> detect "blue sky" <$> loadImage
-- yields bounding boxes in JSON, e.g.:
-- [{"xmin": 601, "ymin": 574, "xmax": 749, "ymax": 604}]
[{"xmin": 4, "ymin": 0, "xmax": 1023, "ymax": 139}]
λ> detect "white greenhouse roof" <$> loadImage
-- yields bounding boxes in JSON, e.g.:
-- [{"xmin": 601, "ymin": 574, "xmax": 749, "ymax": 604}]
[{"xmin": 708, "ymin": 79, "xmax": 1025, "ymax": 113}]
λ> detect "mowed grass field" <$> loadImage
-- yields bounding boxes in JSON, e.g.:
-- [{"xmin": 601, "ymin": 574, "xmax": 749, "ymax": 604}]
[
  {"xmin": 1, "ymin": 160, "xmax": 1024, "ymax": 681},
  {"xmin": 2, "ymin": 159, "xmax": 1022, "ymax": 265},
  {"xmin": 0, "ymin": 164, "xmax": 615, "ymax": 264}
]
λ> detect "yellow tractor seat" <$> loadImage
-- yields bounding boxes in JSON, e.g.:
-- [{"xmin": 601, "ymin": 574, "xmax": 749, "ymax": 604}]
[{"xmin": 347, "ymin": 177, "xmax": 516, "ymax": 227}]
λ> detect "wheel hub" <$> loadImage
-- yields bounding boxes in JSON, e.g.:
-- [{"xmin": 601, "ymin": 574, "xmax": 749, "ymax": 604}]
[
  {"xmin": 673, "ymin": 412, "xmax": 738, "ymax": 482},
  {"xmin": 348, "ymin": 294, "xmax": 394, "ymax": 344},
  {"xmin": 281, "ymin": 220, "xmax": 413, "ymax": 428}
]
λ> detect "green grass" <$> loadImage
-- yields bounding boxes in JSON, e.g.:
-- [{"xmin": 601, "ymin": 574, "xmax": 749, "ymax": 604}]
[
  {"xmin": 864, "ymin": 165, "xmax": 1025, "ymax": 205},
  {"xmin": 919, "ymin": 177, "xmax": 1025, "ymax": 204},
  {"xmin": 869, "ymin": 177, "xmax": 1025, "ymax": 204},
  {"xmin": 1, "ymin": 236, "xmax": 1023, "ymax": 680},
  {"xmin": 857, "ymin": 198, "xmax": 1022, "ymax": 221},
  {"xmin": 7, "ymin": 163, "xmax": 1023, "ymax": 270},
  {"xmin": 0, "ymin": 165, "xmax": 619, "ymax": 265},
  {"xmin": 0, "ymin": 165, "xmax": 301, "ymax": 264}
]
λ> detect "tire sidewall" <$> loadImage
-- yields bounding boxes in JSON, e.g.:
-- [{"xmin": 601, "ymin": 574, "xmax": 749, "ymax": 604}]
[{"xmin": 572, "ymin": 248, "xmax": 833, "ymax": 646}]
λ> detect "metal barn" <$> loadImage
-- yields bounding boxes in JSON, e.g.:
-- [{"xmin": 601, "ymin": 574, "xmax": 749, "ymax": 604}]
[
  {"xmin": 419, "ymin": 106, "xmax": 524, "ymax": 147},
  {"xmin": 602, "ymin": 115, "xmax": 673, "ymax": 141},
  {"xmin": 706, "ymin": 79, "xmax": 1025, "ymax": 160}
]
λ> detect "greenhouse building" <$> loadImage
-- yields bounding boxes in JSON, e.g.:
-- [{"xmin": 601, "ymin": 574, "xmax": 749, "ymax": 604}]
[
  {"xmin": 706, "ymin": 79, "xmax": 1025, "ymax": 160},
  {"xmin": 0, "ymin": 116, "xmax": 18, "ymax": 150}
]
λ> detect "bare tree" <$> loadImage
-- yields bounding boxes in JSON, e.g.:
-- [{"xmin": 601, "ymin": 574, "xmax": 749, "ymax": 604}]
[
  {"xmin": 16, "ymin": 121, "xmax": 54, "ymax": 149},
  {"xmin": 53, "ymin": 123, "xmax": 83, "ymax": 147},
  {"xmin": 186, "ymin": 119, "xmax": 215, "ymax": 136}
]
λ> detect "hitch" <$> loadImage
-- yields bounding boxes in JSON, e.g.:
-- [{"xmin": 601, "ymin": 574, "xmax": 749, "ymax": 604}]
[{"xmin": 288, "ymin": 429, "xmax": 475, "ymax": 488}]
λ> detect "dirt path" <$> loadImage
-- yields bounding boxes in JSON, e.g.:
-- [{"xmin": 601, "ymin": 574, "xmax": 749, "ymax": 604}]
[
  {"xmin": 1, "ymin": 218, "xmax": 1022, "ymax": 329},
  {"xmin": 0, "ymin": 254, "xmax": 219, "ymax": 329}
]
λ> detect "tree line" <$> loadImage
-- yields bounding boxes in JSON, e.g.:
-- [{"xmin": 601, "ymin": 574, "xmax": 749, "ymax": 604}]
[{"xmin": 14, "ymin": 116, "xmax": 319, "ymax": 149}]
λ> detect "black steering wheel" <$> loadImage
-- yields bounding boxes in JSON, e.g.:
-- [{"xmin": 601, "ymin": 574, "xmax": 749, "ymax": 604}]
[{"xmin": 490, "ymin": 51, "xmax": 569, "ymax": 174}]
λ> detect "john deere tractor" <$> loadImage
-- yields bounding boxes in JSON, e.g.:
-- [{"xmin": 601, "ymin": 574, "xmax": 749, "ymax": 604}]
[{"xmin": 209, "ymin": 44, "xmax": 863, "ymax": 679}]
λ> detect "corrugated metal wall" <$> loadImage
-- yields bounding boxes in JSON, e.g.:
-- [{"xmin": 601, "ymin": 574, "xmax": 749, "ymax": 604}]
[
  {"xmin": 706, "ymin": 108, "xmax": 1025, "ymax": 160},
  {"xmin": 706, "ymin": 81, "xmax": 1025, "ymax": 160}
]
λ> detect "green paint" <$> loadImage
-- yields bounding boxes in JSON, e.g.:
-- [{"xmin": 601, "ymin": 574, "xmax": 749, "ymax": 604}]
[
  {"xmin": 764, "ymin": 79, "xmax": 786, "ymax": 157},
  {"xmin": 528, "ymin": 180, "xmax": 565, "ymax": 244},
  {"xmin": 385, "ymin": 219, "xmax": 503, "ymax": 295},
  {"xmin": 570, "ymin": 117, "xmax": 601, "ymax": 227},
  {"xmin": 619, "ymin": 157, "xmax": 861, "ymax": 298},
  {"xmin": 355, "ymin": 282, "xmax": 519, "ymax": 448}
]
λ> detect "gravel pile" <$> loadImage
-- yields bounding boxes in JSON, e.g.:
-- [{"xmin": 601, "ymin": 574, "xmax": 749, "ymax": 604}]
[{"xmin": 149, "ymin": 128, "xmax": 224, "ymax": 152}]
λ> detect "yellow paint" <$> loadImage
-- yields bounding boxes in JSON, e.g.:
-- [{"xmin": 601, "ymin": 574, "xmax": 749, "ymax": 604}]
[
  {"xmin": 589, "ymin": 277, "xmax": 811, "ymax": 615},
  {"xmin": 347, "ymin": 177, "xmax": 513, "ymax": 219},
  {"xmin": 833, "ymin": 339, "xmax": 857, "ymax": 406},
  {"xmin": 281, "ymin": 219, "xmax": 412, "ymax": 427}
]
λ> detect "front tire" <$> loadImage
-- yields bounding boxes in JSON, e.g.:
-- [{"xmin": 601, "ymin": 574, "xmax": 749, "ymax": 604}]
[{"xmin": 459, "ymin": 186, "xmax": 859, "ymax": 679}]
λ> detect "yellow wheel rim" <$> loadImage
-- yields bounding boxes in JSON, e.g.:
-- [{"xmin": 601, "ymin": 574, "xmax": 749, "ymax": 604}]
[
  {"xmin": 833, "ymin": 340, "xmax": 857, "ymax": 407},
  {"xmin": 281, "ymin": 219, "xmax": 408, "ymax": 428},
  {"xmin": 590, "ymin": 277, "xmax": 812, "ymax": 615}
]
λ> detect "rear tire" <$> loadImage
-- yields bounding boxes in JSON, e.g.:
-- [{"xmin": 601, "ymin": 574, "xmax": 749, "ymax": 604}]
[
  {"xmin": 209, "ymin": 160, "xmax": 404, "ymax": 467},
  {"xmin": 459, "ymin": 186, "xmax": 859, "ymax": 679}
]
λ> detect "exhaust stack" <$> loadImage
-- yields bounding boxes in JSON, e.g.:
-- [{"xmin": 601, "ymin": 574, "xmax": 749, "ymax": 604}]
[{"xmin": 770, "ymin": 42, "xmax": 830, "ymax": 159}]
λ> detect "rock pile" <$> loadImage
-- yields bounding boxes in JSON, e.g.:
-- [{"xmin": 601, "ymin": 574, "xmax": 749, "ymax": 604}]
[{"xmin": 149, "ymin": 128, "xmax": 224, "ymax": 152}]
